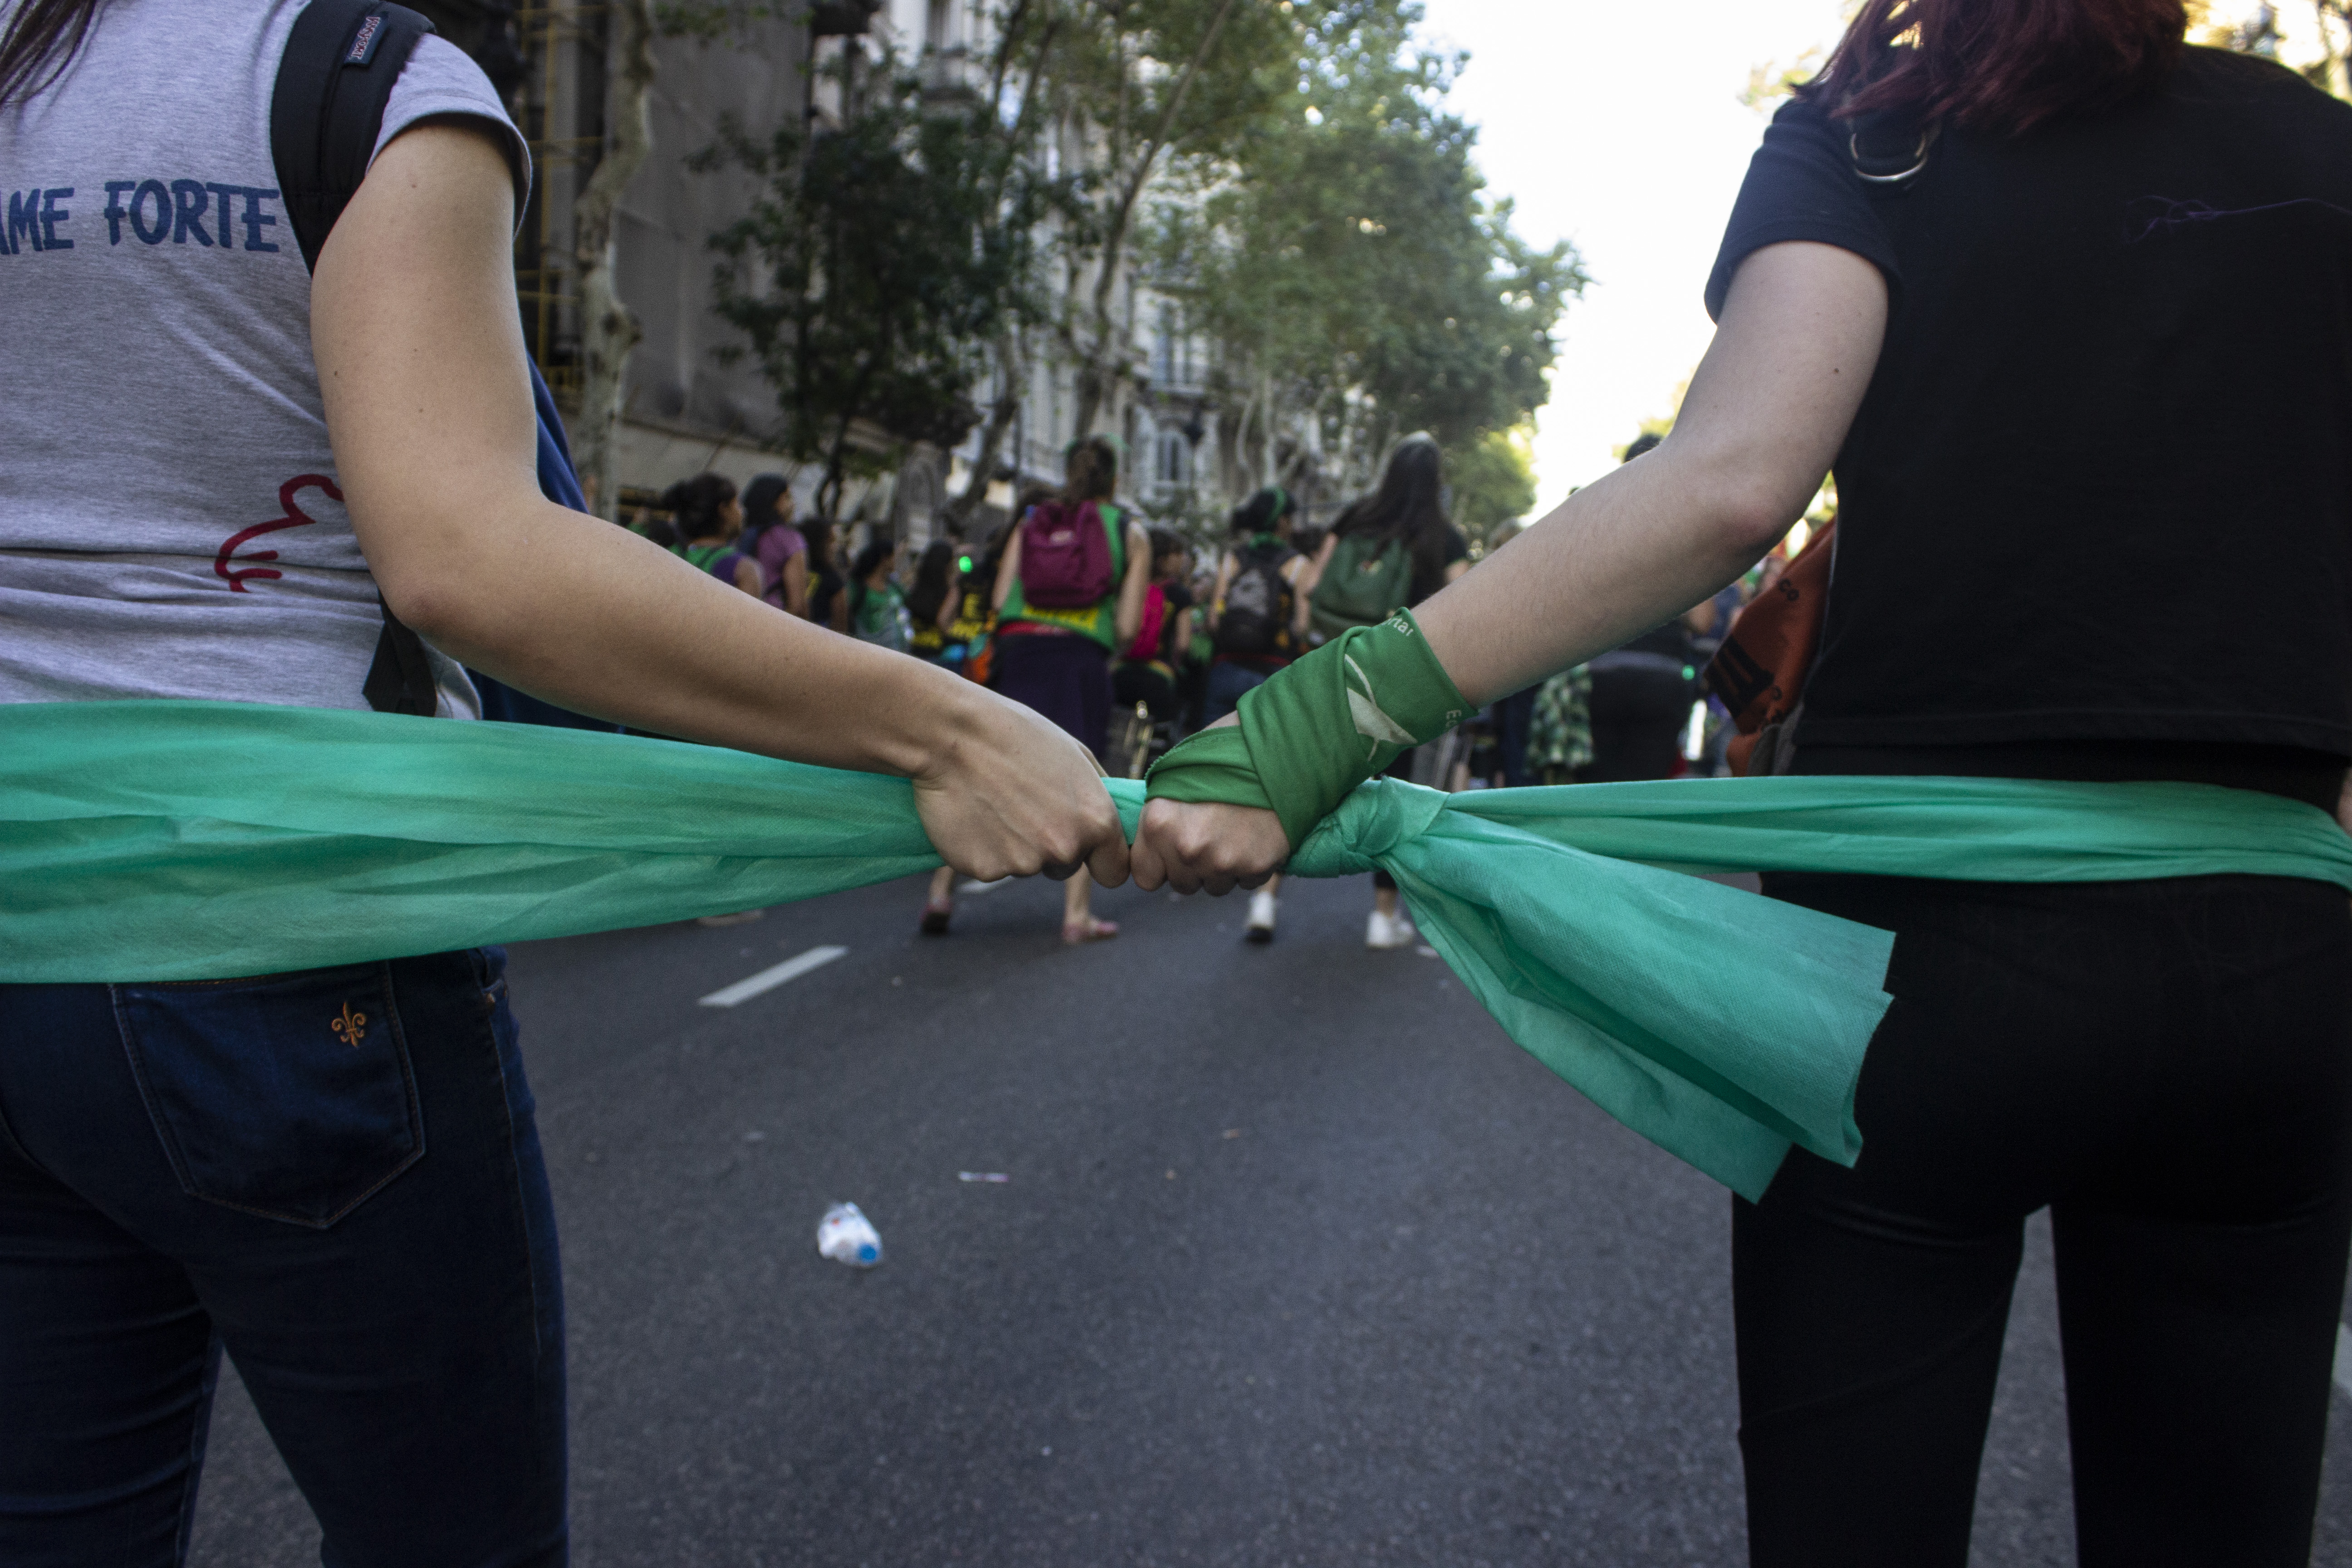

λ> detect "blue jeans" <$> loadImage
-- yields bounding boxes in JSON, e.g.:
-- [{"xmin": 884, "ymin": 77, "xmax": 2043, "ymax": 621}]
[{"xmin": 0, "ymin": 949, "xmax": 567, "ymax": 1568}]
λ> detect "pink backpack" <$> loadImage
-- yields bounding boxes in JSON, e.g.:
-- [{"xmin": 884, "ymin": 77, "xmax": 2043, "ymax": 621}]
[{"xmin": 1019, "ymin": 500, "xmax": 1118, "ymax": 608}]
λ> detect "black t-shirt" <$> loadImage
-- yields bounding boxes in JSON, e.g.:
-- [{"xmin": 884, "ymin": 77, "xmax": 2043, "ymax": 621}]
[{"xmin": 1707, "ymin": 49, "xmax": 2352, "ymax": 788}]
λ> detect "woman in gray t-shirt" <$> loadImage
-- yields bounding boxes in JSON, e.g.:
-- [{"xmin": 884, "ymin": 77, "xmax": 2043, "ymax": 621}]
[{"xmin": 0, "ymin": 4, "xmax": 1130, "ymax": 1562}]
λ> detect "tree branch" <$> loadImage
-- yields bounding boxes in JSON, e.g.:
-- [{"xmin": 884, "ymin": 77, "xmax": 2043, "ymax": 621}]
[
  {"xmin": 573, "ymin": 0, "xmax": 658, "ymax": 519},
  {"xmin": 1070, "ymin": 0, "xmax": 1240, "ymax": 436}
]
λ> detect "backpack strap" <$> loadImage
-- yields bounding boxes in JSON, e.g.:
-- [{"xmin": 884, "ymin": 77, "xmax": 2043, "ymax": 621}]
[
  {"xmin": 271, "ymin": 1, "xmax": 438, "ymax": 271},
  {"xmin": 272, "ymin": 1, "xmax": 444, "ymax": 717}
]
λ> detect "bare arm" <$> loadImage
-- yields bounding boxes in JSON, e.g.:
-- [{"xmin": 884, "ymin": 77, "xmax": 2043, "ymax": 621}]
[
  {"xmin": 1416, "ymin": 242, "xmax": 1885, "ymax": 705},
  {"xmin": 992, "ymin": 529, "xmax": 1022, "ymax": 613},
  {"xmin": 782, "ymin": 552, "xmax": 809, "ymax": 618},
  {"xmin": 731, "ymin": 557, "xmax": 762, "ymax": 597},
  {"xmin": 1205, "ymin": 552, "xmax": 1236, "ymax": 632},
  {"xmin": 1281, "ymin": 554, "xmax": 1313, "ymax": 642},
  {"xmin": 1295, "ymin": 532, "xmax": 1337, "ymax": 600},
  {"xmin": 1112, "ymin": 522, "xmax": 1152, "ymax": 651},
  {"xmin": 1134, "ymin": 240, "xmax": 1887, "ymax": 892},
  {"xmin": 315, "ymin": 123, "xmax": 1125, "ymax": 886}
]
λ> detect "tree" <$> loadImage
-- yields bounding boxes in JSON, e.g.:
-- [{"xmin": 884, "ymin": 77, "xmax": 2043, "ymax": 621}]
[
  {"xmin": 573, "ymin": 0, "xmax": 657, "ymax": 519},
  {"xmin": 695, "ymin": 49, "xmax": 1075, "ymax": 520},
  {"xmin": 1449, "ymin": 426, "xmax": 1536, "ymax": 547},
  {"xmin": 1020, "ymin": 0, "xmax": 1392, "ymax": 441},
  {"xmin": 1149, "ymin": 4, "xmax": 1582, "ymax": 501},
  {"xmin": 560, "ymin": 0, "xmax": 818, "ymax": 519},
  {"xmin": 938, "ymin": 0, "xmax": 1074, "ymax": 531},
  {"xmin": 2203, "ymin": 2, "xmax": 2351, "ymax": 95}
]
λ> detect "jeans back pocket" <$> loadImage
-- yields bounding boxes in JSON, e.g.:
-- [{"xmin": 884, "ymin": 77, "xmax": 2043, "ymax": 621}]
[{"xmin": 113, "ymin": 962, "xmax": 425, "ymax": 1228}]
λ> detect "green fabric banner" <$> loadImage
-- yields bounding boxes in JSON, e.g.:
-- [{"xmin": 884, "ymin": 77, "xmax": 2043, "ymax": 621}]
[{"xmin": 5, "ymin": 701, "xmax": 2347, "ymax": 1200}]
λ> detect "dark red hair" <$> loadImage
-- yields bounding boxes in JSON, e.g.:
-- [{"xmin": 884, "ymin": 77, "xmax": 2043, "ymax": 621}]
[{"xmin": 1815, "ymin": 0, "xmax": 2190, "ymax": 135}]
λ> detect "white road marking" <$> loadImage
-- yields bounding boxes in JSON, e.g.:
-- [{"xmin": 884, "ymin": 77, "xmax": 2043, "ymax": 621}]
[
  {"xmin": 2335, "ymin": 1324, "xmax": 2352, "ymax": 1402},
  {"xmin": 698, "ymin": 946, "xmax": 848, "ymax": 1008}
]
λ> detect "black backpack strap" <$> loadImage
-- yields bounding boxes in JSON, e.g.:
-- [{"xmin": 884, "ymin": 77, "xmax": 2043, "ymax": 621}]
[
  {"xmin": 271, "ymin": 0, "xmax": 438, "ymax": 271},
  {"xmin": 271, "ymin": 1, "xmax": 441, "ymax": 716}
]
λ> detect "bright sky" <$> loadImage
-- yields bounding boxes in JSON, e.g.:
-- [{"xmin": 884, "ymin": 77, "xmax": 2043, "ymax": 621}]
[{"xmin": 1423, "ymin": 0, "xmax": 1856, "ymax": 514}]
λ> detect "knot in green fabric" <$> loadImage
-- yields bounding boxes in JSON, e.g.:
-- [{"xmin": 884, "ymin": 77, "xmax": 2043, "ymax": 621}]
[
  {"xmin": 1146, "ymin": 608, "xmax": 1466, "ymax": 851},
  {"xmin": 1289, "ymin": 776, "xmax": 1450, "ymax": 877}
]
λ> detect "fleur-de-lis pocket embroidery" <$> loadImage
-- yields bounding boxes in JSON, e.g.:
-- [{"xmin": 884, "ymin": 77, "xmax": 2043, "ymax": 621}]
[{"xmin": 331, "ymin": 1001, "xmax": 368, "ymax": 1047}]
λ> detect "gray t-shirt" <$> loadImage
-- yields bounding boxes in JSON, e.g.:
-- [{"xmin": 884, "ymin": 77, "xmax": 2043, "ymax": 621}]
[{"xmin": 0, "ymin": 0, "xmax": 529, "ymax": 714}]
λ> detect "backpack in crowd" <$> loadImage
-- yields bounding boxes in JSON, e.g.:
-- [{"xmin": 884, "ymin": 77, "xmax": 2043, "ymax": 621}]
[
  {"xmin": 1309, "ymin": 531, "xmax": 1413, "ymax": 642},
  {"xmin": 271, "ymin": 0, "xmax": 590, "ymax": 719},
  {"xmin": 1215, "ymin": 539, "xmax": 1295, "ymax": 657},
  {"xmin": 1019, "ymin": 500, "xmax": 1119, "ymax": 608}
]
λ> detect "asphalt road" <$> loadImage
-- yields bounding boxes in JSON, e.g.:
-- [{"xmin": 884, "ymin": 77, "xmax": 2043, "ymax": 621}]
[{"xmin": 186, "ymin": 868, "xmax": 2352, "ymax": 1566}]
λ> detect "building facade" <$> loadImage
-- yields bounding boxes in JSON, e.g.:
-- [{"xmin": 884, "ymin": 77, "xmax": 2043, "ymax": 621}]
[{"xmin": 416, "ymin": 1, "xmax": 1267, "ymax": 546}]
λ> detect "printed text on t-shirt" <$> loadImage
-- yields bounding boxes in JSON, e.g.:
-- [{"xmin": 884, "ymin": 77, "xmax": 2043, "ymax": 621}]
[{"xmin": 0, "ymin": 181, "xmax": 282, "ymax": 255}]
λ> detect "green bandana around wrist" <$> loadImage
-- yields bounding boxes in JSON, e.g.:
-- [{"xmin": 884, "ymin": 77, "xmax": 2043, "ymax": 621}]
[{"xmin": 1147, "ymin": 609, "xmax": 1469, "ymax": 851}]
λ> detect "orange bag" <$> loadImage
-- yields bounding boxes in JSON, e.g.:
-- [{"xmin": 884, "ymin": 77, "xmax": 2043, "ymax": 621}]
[{"xmin": 1702, "ymin": 519, "xmax": 1835, "ymax": 777}]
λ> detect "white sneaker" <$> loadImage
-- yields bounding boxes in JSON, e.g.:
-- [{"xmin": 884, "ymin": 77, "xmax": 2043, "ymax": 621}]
[
  {"xmin": 1245, "ymin": 889, "xmax": 1278, "ymax": 944},
  {"xmin": 1366, "ymin": 910, "xmax": 1417, "ymax": 950}
]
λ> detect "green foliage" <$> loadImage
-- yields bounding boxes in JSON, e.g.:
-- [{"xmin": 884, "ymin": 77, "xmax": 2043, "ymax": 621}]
[
  {"xmin": 1741, "ymin": 47, "xmax": 1823, "ymax": 114},
  {"xmin": 1010, "ymin": 0, "xmax": 1401, "ymax": 434},
  {"xmin": 1449, "ymin": 426, "xmax": 1536, "ymax": 546},
  {"xmin": 694, "ymin": 51, "xmax": 1077, "ymax": 517},
  {"xmin": 652, "ymin": 1, "xmax": 791, "ymax": 39},
  {"xmin": 1149, "ymin": 3, "xmax": 1583, "ymax": 492}
]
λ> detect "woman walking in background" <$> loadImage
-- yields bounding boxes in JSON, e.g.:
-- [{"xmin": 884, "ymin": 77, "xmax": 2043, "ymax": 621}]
[
  {"xmin": 918, "ymin": 533, "xmax": 1015, "ymax": 936},
  {"xmin": 739, "ymin": 472, "xmax": 808, "ymax": 618},
  {"xmin": 904, "ymin": 539, "xmax": 964, "ymax": 667},
  {"xmin": 1111, "ymin": 528, "xmax": 1197, "ymax": 745},
  {"xmin": 1204, "ymin": 489, "xmax": 1313, "ymax": 942},
  {"xmin": 1306, "ymin": 436, "xmax": 1469, "ymax": 949},
  {"xmin": 1138, "ymin": 1, "xmax": 2352, "ymax": 1559},
  {"xmin": 992, "ymin": 437, "xmax": 1152, "ymax": 943},
  {"xmin": 662, "ymin": 474, "xmax": 762, "ymax": 599},
  {"xmin": 848, "ymin": 540, "xmax": 911, "ymax": 653}
]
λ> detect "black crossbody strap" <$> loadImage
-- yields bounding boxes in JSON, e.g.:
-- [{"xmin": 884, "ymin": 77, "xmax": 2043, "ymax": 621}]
[{"xmin": 271, "ymin": 0, "xmax": 443, "ymax": 716}]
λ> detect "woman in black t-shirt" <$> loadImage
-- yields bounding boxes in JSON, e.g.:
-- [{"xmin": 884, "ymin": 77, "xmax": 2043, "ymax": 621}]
[{"xmin": 1137, "ymin": 1, "xmax": 2352, "ymax": 1558}]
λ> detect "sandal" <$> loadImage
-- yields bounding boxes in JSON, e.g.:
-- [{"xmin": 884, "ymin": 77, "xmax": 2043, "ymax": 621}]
[
  {"xmin": 919, "ymin": 898, "xmax": 953, "ymax": 936},
  {"xmin": 1060, "ymin": 916, "xmax": 1120, "ymax": 945}
]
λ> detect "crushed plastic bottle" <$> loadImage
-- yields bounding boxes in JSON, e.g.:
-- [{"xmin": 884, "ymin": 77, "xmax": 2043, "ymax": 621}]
[{"xmin": 816, "ymin": 1202, "xmax": 883, "ymax": 1268}]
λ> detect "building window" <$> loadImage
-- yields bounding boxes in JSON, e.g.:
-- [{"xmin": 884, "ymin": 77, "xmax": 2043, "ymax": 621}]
[{"xmin": 1157, "ymin": 431, "xmax": 1190, "ymax": 488}]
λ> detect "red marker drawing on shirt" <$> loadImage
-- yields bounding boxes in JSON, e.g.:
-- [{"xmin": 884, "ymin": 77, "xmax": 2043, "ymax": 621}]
[{"xmin": 215, "ymin": 475, "xmax": 342, "ymax": 592}]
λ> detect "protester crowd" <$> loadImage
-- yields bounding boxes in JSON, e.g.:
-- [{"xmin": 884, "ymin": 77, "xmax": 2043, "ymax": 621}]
[{"xmin": 627, "ymin": 423, "xmax": 1777, "ymax": 953}]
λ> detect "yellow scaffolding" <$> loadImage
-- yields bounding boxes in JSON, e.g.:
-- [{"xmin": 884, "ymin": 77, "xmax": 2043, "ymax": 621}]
[{"xmin": 512, "ymin": 3, "xmax": 609, "ymax": 407}]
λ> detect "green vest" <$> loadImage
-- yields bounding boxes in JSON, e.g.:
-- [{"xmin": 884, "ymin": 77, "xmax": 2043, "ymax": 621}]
[{"xmin": 1000, "ymin": 505, "xmax": 1127, "ymax": 650}]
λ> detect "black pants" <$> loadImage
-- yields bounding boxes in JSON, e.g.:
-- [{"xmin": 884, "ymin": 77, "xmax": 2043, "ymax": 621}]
[
  {"xmin": 1586, "ymin": 664, "xmax": 1691, "ymax": 782},
  {"xmin": 1737, "ymin": 872, "xmax": 2352, "ymax": 1568}
]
